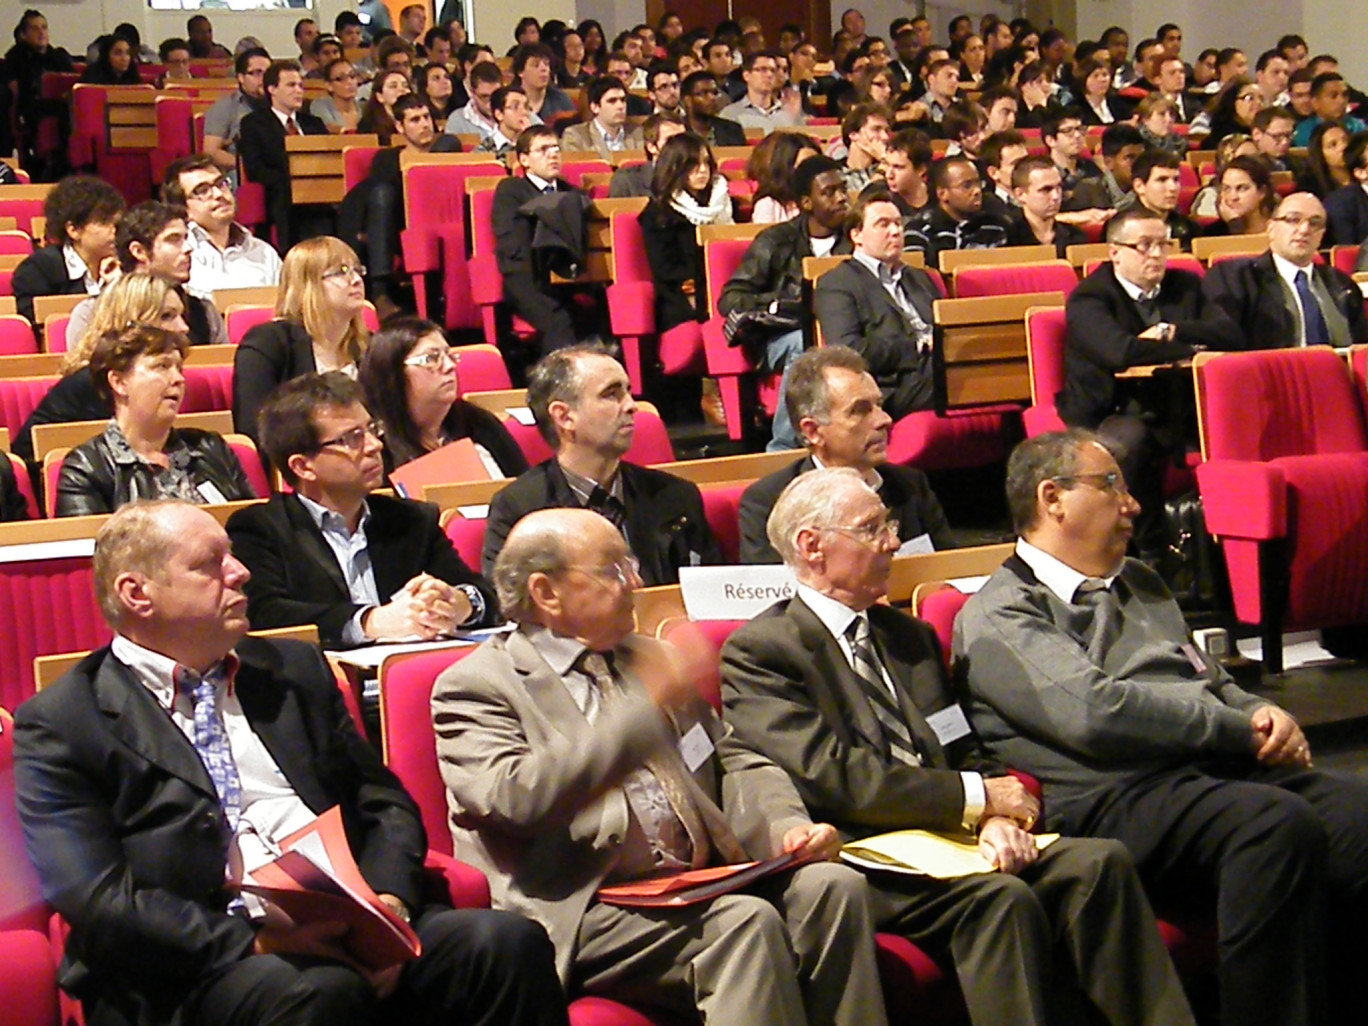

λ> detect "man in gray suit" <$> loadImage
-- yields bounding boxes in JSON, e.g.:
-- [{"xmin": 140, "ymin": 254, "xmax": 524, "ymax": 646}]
[
  {"xmin": 721, "ymin": 467, "xmax": 1196, "ymax": 1026},
  {"xmin": 432, "ymin": 507, "xmax": 888, "ymax": 1026},
  {"xmin": 954, "ymin": 429, "xmax": 1368, "ymax": 1026}
]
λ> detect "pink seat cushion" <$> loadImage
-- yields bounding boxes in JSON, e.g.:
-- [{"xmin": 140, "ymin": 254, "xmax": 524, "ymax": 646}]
[
  {"xmin": 699, "ymin": 484, "xmax": 745, "ymax": 566},
  {"xmin": 885, "ymin": 409, "xmax": 1017, "ymax": 472},
  {"xmin": 1277, "ymin": 453, "xmax": 1368, "ymax": 628}
]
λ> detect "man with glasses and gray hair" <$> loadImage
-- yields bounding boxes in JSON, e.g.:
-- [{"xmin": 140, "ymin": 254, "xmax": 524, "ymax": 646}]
[
  {"xmin": 956, "ymin": 429, "xmax": 1368, "ymax": 1026},
  {"xmin": 433, "ymin": 504, "xmax": 887, "ymax": 1026},
  {"xmin": 721, "ymin": 465, "xmax": 1196, "ymax": 1026},
  {"xmin": 226, "ymin": 372, "xmax": 495, "ymax": 647},
  {"xmin": 1061, "ymin": 206, "xmax": 1242, "ymax": 552}
]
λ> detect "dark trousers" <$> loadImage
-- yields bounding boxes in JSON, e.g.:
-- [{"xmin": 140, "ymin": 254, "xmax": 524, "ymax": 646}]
[
  {"xmin": 364, "ymin": 182, "xmax": 399, "ymax": 299},
  {"xmin": 177, "ymin": 907, "xmax": 569, "ymax": 1026},
  {"xmin": 1073, "ymin": 763, "xmax": 1368, "ymax": 1026},
  {"xmin": 502, "ymin": 273, "xmax": 603, "ymax": 355}
]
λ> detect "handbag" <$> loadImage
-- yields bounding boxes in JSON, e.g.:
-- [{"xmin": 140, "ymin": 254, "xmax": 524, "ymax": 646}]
[{"xmin": 721, "ymin": 288, "xmax": 803, "ymax": 365}]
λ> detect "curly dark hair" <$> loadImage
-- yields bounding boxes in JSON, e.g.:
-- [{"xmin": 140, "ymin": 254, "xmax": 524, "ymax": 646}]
[{"xmin": 43, "ymin": 175, "xmax": 126, "ymax": 246}]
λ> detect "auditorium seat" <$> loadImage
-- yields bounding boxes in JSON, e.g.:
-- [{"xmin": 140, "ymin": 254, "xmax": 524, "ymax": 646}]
[
  {"xmin": 451, "ymin": 344, "xmax": 512, "ymax": 394},
  {"xmin": 4, "ymin": 452, "xmax": 38, "ymax": 519},
  {"xmin": 1023, "ymin": 305, "xmax": 1067, "ymax": 437},
  {"xmin": 0, "ymin": 316, "xmax": 37, "ymax": 356},
  {"xmin": 181, "ymin": 363, "xmax": 233, "ymax": 413},
  {"xmin": 952, "ymin": 260, "xmax": 1079, "ymax": 300},
  {"xmin": 697, "ymin": 481, "xmax": 746, "ymax": 564}
]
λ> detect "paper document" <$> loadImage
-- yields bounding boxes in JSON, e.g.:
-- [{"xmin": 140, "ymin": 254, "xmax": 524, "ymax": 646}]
[
  {"xmin": 596, "ymin": 853, "xmax": 797, "ymax": 907},
  {"xmin": 841, "ymin": 829, "xmax": 1060, "ymax": 879}
]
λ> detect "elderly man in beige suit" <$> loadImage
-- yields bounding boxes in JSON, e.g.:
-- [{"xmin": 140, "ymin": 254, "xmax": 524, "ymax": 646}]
[{"xmin": 432, "ymin": 507, "xmax": 887, "ymax": 1026}]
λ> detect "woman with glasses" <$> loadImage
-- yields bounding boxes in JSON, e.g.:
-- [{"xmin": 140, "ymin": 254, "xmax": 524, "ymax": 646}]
[
  {"xmin": 234, "ymin": 237, "xmax": 370, "ymax": 443},
  {"xmin": 54, "ymin": 324, "xmax": 255, "ymax": 516},
  {"xmin": 311, "ymin": 58, "xmax": 361, "ymax": 133},
  {"xmin": 1203, "ymin": 78, "xmax": 1265, "ymax": 147},
  {"xmin": 359, "ymin": 317, "xmax": 527, "ymax": 477}
]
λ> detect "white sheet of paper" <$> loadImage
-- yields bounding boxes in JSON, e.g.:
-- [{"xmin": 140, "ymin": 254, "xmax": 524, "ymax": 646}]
[
  {"xmin": 197, "ymin": 481, "xmax": 228, "ymax": 505},
  {"xmin": 456, "ymin": 504, "xmax": 489, "ymax": 519},
  {"xmin": 678, "ymin": 722, "xmax": 715, "ymax": 772},
  {"xmin": 896, "ymin": 533, "xmax": 935, "ymax": 556},
  {"xmin": 925, "ymin": 704, "xmax": 972, "ymax": 745},
  {"xmin": 0, "ymin": 538, "xmax": 96, "ymax": 565},
  {"xmin": 678, "ymin": 565, "xmax": 797, "ymax": 620},
  {"xmin": 947, "ymin": 576, "xmax": 990, "ymax": 594},
  {"xmin": 507, "ymin": 407, "xmax": 536, "ymax": 426}
]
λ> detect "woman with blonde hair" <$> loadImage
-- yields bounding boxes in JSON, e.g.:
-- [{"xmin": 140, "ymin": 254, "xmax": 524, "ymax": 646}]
[
  {"xmin": 233, "ymin": 236, "xmax": 370, "ymax": 442},
  {"xmin": 14, "ymin": 272, "xmax": 188, "ymax": 463}
]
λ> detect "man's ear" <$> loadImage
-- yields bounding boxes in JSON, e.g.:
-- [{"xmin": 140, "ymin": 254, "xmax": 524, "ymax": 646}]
[
  {"xmin": 1038, "ymin": 479, "xmax": 1067, "ymax": 522},
  {"xmin": 794, "ymin": 525, "xmax": 824, "ymax": 568},
  {"xmin": 287, "ymin": 451, "xmax": 316, "ymax": 485},
  {"xmin": 526, "ymin": 572, "xmax": 560, "ymax": 617},
  {"xmin": 113, "ymin": 571, "xmax": 155, "ymax": 621},
  {"xmin": 547, "ymin": 398, "xmax": 574, "ymax": 438}
]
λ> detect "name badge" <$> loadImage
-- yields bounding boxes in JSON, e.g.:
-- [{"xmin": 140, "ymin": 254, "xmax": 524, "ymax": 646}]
[
  {"xmin": 196, "ymin": 481, "xmax": 228, "ymax": 505},
  {"xmin": 896, "ymin": 533, "xmax": 935, "ymax": 556},
  {"xmin": 925, "ymin": 704, "xmax": 972, "ymax": 746},
  {"xmin": 679, "ymin": 722, "xmax": 714, "ymax": 772},
  {"xmin": 678, "ymin": 565, "xmax": 797, "ymax": 621}
]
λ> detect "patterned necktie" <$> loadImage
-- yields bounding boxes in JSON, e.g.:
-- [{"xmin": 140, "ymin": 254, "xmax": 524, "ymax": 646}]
[
  {"xmin": 579, "ymin": 650, "xmax": 712, "ymax": 869},
  {"xmin": 586, "ymin": 485, "xmax": 628, "ymax": 534},
  {"xmin": 1295, "ymin": 270, "xmax": 1330, "ymax": 347},
  {"xmin": 175, "ymin": 661, "xmax": 242, "ymax": 832},
  {"xmin": 844, "ymin": 617, "xmax": 921, "ymax": 766},
  {"xmin": 1136, "ymin": 294, "xmax": 1163, "ymax": 327}
]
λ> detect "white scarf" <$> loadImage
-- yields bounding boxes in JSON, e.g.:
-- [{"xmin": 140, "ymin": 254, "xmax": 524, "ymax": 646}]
[{"xmin": 670, "ymin": 175, "xmax": 734, "ymax": 226}]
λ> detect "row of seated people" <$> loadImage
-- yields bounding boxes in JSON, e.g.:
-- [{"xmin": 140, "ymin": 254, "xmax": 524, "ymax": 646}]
[{"xmin": 8, "ymin": 431, "xmax": 1368, "ymax": 1026}]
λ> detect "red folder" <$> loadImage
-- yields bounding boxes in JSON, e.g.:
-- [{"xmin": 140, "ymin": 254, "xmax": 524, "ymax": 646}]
[
  {"xmin": 596, "ymin": 853, "xmax": 798, "ymax": 908},
  {"xmin": 388, "ymin": 437, "xmax": 490, "ymax": 498}
]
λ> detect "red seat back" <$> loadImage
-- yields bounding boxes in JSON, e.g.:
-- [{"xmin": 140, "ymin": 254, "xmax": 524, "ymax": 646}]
[
  {"xmin": 379, "ymin": 647, "xmax": 480, "ymax": 856},
  {"xmin": 442, "ymin": 513, "xmax": 487, "ymax": 571},
  {"xmin": 698, "ymin": 482, "xmax": 746, "ymax": 564},
  {"xmin": 225, "ymin": 306, "xmax": 275, "ymax": 344},
  {"xmin": 915, "ymin": 586, "xmax": 970, "ymax": 669},
  {"xmin": 0, "ymin": 555, "xmax": 110, "ymax": 708},
  {"xmin": 1332, "ymin": 245, "xmax": 1360, "ymax": 276},
  {"xmin": 0, "ymin": 317, "xmax": 37, "ymax": 356},
  {"xmin": 226, "ymin": 438, "xmax": 269, "ymax": 497},
  {"xmin": 703, "ymin": 238, "xmax": 754, "ymax": 316},
  {"xmin": 469, "ymin": 186, "xmax": 498, "ymax": 257},
  {"xmin": 42, "ymin": 316, "xmax": 69, "ymax": 355},
  {"xmin": 4, "ymin": 453, "xmax": 38, "ymax": 519},
  {"xmin": 623, "ymin": 407, "xmax": 675, "ymax": 465},
  {"xmin": 0, "ymin": 233, "xmax": 33, "ymax": 257},
  {"xmin": 0, "ymin": 377, "xmax": 58, "ymax": 439},
  {"xmin": 658, "ymin": 618, "xmax": 748, "ymax": 712},
  {"xmin": 611, "ymin": 210, "xmax": 651, "ymax": 285},
  {"xmin": 1198, "ymin": 348, "xmax": 1368, "ymax": 461},
  {"xmin": 403, "ymin": 163, "xmax": 504, "ymax": 331},
  {"xmin": 452, "ymin": 345, "xmax": 512, "ymax": 394},
  {"xmin": 0, "ymin": 707, "xmax": 49, "ymax": 935},
  {"xmin": 1025, "ymin": 305, "xmax": 1067, "ymax": 430},
  {"xmin": 154, "ymin": 96, "xmax": 193, "ymax": 164},
  {"xmin": 343, "ymin": 146, "xmax": 382, "ymax": 192},
  {"xmin": 557, "ymin": 160, "xmax": 611, "ymax": 188},
  {"xmin": 182, "ymin": 363, "xmax": 233, "ymax": 413},
  {"xmin": 0, "ymin": 197, "xmax": 47, "ymax": 240},
  {"xmin": 952, "ymin": 260, "xmax": 1078, "ymax": 299}
]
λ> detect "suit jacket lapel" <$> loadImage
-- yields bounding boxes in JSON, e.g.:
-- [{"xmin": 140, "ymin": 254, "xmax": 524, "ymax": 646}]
[
  {"xmin": 869, "ymin": 607, "xmax": 951, "ymax": 768},
  {"xmin": 94, "ymin": 653, "xmax": 220, "ymax": 802},
  {"xmin": 282, "ymin": 494, "xmax": 350, "ymax": 598},
  {"xmin": 506, "ymin": 630, "xmax": 594, "ymax": 744},
  {"xmin": 365, "ymin": 501, "xmax": 420, "ymax": 604},
  {"xmin": 788, "ymin": 597, "xmax": 889, "ymax": 755}
]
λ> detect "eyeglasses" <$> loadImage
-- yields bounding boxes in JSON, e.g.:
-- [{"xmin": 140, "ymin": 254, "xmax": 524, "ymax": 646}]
[
  {"xmin": 1271, "ymin": 213, "xmax": 1327, "ymax": 231},
  {"xmin": 1113, "ymin": 238, "xmax": 1169, "ymax": 255},
  {"xmin": 1053, "ymin": 471, "xmax": 1130, "ymax": 496},
  {"xmin": 819, "ymin": 519, "xmax": 900, "ymax": 545},
  {"xmin": 1261, "ymin": 130, "xmax": 1293, "ymax": 142},
  {"xmin": 312, "ymin": 421, "xmax": 383, "ymax": 455},
  {"xmin": 530, "ymin": 143, "xmax": 561, "ymax": 155},
  {"xmin": 404, "ymin": 347, "xmax": 460, "ymax": 370},
  {"xmin": 1055, "ymin": 123, "xmax": 1085, "ymax": 135},
  {"xmin": 562, "ymin": 555, "xmax": 641, "ymax": 586},
  {"xmin": 187, "ymin": 177, "xmax": 232, "ymax": 200},
  {"xmin": 321, "ymin": 263, "xmax": 367, "ymax": 281}
]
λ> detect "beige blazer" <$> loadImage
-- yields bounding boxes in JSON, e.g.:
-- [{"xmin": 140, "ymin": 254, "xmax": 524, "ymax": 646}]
[{"xmin": 558, "ymin": 119, "xmax": 645, "ymax": 161}]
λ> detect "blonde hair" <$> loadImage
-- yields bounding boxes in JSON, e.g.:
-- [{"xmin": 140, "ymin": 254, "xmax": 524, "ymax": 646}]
[
  {"xmin": 93, "ymin": 499, "xmax": 182, "ymax": 626},
  {"xmin": 275, "ymin": 236, "xmax": 369, "ymax": 364},
  {"xmin": 63, "ymin": 272, "xmax": 178, "ymax": 375},
  {"xmin": 1135, "ymin": 93, "xmax": 1177, "ymax": 120}
]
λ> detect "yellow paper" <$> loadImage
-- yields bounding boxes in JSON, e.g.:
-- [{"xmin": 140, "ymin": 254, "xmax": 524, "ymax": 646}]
[{"xmin": 841, "ymin": 829, "xmax": 1061, "ymax": 879}]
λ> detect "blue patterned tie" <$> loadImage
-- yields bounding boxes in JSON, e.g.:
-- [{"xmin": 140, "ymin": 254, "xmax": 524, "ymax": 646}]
[
  {"xmin": 1295, "ymin": 270, "xmax": 1330, "ymax": 347},
  {"xmin": 176, "ymin": 661, "xmax": 242, "ymax": 832}
]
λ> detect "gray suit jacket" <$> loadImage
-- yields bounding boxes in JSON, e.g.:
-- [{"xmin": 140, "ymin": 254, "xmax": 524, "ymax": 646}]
[
  {"xmin": 558, "ymin": 120, "xmax": 644, "ymax": 160},
  {"xmin": 431, "ymin": 629, "xmax": 811, "ymax": 984},
  {"xmin": 721, "ymin": 597, "xmax": 1001, "ymax": 841}
]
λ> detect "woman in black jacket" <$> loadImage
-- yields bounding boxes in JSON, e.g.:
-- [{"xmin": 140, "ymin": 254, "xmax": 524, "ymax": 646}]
[
  {"xmin": 79, "ymin": 33, "xmax": 141, "ymax": 85},
  {"xmin": 639, "ymin": 133, "xmax": 732, "ymax": 334},
  {"xmin": 359, "ymin": 316, "xmax": 527, "ymax": 478},
  {"xmin": 54, "ymin": 324, "xmax": 255, "ymax": 517}
]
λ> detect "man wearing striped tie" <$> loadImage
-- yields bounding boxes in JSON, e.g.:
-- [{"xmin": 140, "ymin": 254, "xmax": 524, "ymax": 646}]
[{"xmin": 721, "ymin": 466, "xmax": 1195, "ymax": 1026}]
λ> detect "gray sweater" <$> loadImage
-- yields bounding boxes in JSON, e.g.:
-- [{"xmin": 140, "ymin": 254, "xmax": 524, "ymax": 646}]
[{"xmin": 953, "ymin": 553, "xmax": 1265, "ymax": 832}]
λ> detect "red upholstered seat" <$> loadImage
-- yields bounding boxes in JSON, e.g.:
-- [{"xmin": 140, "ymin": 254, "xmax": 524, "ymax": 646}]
[
  {"xmin": 1024, "ymin": 306, "xmax": 1067, "ymax": 437},
  {"xmin": 952, "ymin": 261, "xmax": 1079, "ymax": 299},
  {"xmin": 226, "ymin": 437, "xmax": 269, "ymax": 498},
  {"xmin": 0, "ymin": 553, "xmax": 109, "ymax": 709},
  {"xmin": 0, "ymin": 376, "xmax": 59, "ymax": 441},
  {"xmin": 0, "ymin": 232, "xmax": 34, "ymax": 258},
  {"xmin": 224, "ymin": 305, "xmax": 275, "ymax": 344},
  {"xmin": 1331, "ymin": 245, "xmax": 1360, "ymax": 276},
  {"xmin": 151, "ymin": 96, "xmax": 193, "ymax": 186},
  {"xmin": 884, "ymin": 407, "xmax": 1017, "ymax": 472},
  {"xmin": 343, "ymin": 146, "xmax": 382, "ymax": 192},
  {"xmin": 0, "ymin": 929, "xmax": 60, "ymax": 1026},
  {"xmin": 557, "ymin": 160, "xmax": 612, "ymax": 188},
  {"xmin": 5, "ymin": 453, "xmax": 39, "ymax": 519},
  {"xmin": 1195, "ymin": 347, "xmax": 1368, "ymax": 671},
  {"xmin": 182, "ymin": 363, "xmax": 233, "ymax": 413},
  {"xmin": 698, "ymin": 482, "xmax": 746, "ymax": 564},
  {"xmin": 43, "ymin": 316, "xmax": 69, "ymax": 354},
  {"xmin": 442, "ymin": 512, "xmax": 486, "ymax": 571},
  {"xmin": 467, "ymin": 186, "xmax": 530, "ymax": 349},
  {"xmin": 451, "ymin": 344, "xmax": 512, "ymax": 394},
  {"xmin": 403, "ymin": 162, "xmax": 503, "ymax": 328},
  {"xmin": 0, "ymin": 194, "xmax": 47, "ymax": 239},
  {"xmin": 700, "ymin": 237, "xmax": 780, "ymax": 441},
  {"xmin": 0, "ymin": 315, "xmax": 37, "ymax": 356}
]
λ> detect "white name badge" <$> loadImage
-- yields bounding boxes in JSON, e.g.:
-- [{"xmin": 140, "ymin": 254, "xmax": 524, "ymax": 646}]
[
  {"xmin": 679, "ymin": 722, "xmax": 715, "ymax": 772},
  {"xmin": 896, "ymin": 533, "xmax": 935, "ymax": 557},
  {"xmin": 925, "ymin": 704, "xmax": 972, "ymax": 746},
  {"xmin": 196, "ymin": 481, "xmax": 228, "ymax": 505},
  {"xmin": 506, "ymin": 406, "xmax": 536, "ymax": 426},
  {"xmin": 678, "ymin": 565, "xmax": 797, "ymax": 621}
]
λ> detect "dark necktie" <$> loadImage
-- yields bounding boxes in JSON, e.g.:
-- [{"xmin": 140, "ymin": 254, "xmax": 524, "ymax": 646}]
[
  {"xmin": 1136, "ymin": 294, "xmax": 1163, "ymax": 327},
  {"xmin": 845, "ymin": 617, "xmax": 922, "ymax": 766},
  {"xmin": 579, "ymin": 651, "xmax": 711, "ymax": 869},
  {"xmin": 1295, "ymin": 269, "xmax": 1330, "ymax": 347},
  {"xmin": 586, "ymin": 485, "xmax": 627, "ymax": 534},
  {"xmin": 174, "ymin": 661, "xmax": 242, "ymax": 831},
  {"xmin": 1074, "ymin": 581, "xmax": 1124, "ymax": 663},
  {"xmin": 543, "ymin": 183, "xmax": 555, "ymax": 194}
]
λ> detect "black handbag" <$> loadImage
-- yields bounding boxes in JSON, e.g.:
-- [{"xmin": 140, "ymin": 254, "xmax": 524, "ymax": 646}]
[{"xmin": 721, "ymin": 290, "xmax": 803, "ymax": 365}]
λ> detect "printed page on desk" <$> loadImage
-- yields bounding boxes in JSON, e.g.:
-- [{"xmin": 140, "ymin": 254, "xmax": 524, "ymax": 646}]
[
  {"xmin": 841, "ymin": 829, "xmax": 1060, "ymax": 879},
  {"xmin": 241, "ymin": 805, "xmax": 422, "ymax": 971}
]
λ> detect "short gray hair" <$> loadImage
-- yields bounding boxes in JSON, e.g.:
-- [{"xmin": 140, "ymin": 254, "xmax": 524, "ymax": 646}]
[
  {"xmin": 492, "ymin": 515, "xmax": 571, "ymax": 622},
  {"xmin": 92, "ymin": 500, "xmax": 183, "ymax": 626},
  {"xmin": 767, "ymin": 466, "xmax": 875, "ymax": 568},
  {"xmin": 525, "ymin": 342, "xmax": 618, "ymax": 448},
  {"xmin": 1005, "ymin": 428, "xmax": 1111, "ymax": 533},
  {"xmin": 783, "ymin": 346, "xmax": 868, "ymax": 432}
]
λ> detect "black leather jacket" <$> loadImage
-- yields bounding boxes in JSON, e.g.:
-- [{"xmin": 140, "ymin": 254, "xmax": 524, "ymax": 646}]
[
  {"xmin": 717, "ymin": 214, "xmax": 852, "ymax": 316},
  {"xmin": 55, "ymin": 426, "xmax": 257, "ymax": 517}
]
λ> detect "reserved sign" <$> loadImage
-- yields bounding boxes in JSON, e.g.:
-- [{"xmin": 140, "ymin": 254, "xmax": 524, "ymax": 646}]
[{"xmin": 679, "ymin": 565, "xmax": 798, "ymax": 620}]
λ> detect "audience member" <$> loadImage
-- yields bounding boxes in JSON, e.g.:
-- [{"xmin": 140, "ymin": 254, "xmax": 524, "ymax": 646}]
[
  {"xmin": 1255, "ymin": 48, "xmax": 1291, "ymax": 106},
  {"xmin": 681, "ymin": 69, "xmax": 747, "ymax": 146},
  {"xmin": 1203, "ymin": 153, "xmax": 1275, "ymax": 234},
  {"xmin": 1251, "ymin": 105, "xmax": 1300, "ymax": 172},
  {"xmin": 979, "ymin": 129, "xmax": 1029, "ymax": 218},
  {"xmin": 438, "ymin": 501, "xmax": 885, "ymax": 1023},
  {"xmin": 165, "ymin": 155, "xmax": 283, "ymax": 297},
  {"xmin": 1042, "ymin": 110, "xmax": 1100, "ymax": 195},
  {"xmin": 1188, "ymin": 134, "xmax": 1258, "ymax": 217},
  {"xmin": 1296, "ymin": 120, "xmax": 1351, "ymax": 197},
  {"xmin": 1060, "ymin": 208, "xmax": 1242, "ymax": 549},
  {"xmin": 359, "ymin": 317, "xmax": 527, "ymax": 478},
  {"xmin": 607, "ymin": 113, "xmax": 685, "ymax": 198},
  {"xmin": 185, "ymin": 12, "xmax": 230, "ymax": 58},
  {"xmin": 483, "ymin": 345, "xmax": 720, "ymax": 582},
  {"xmin": 309, "ymin": 34, "xmax": 344, "ymax": 79},
  {"xmin": 720, "ymin": 50, "xmax": 806, "ymax": 130},
  {"xmin": 55, "ymin": 325, "xmax": 254, "ymax": 516},
  {"xmin": 738, "ymin": 349, "xmax": 951, "ymax": 564},
  {"xmin": 233, "ymin": 237, "xmax": 370, "ymax": 443},
  {"xmin": 724, "ymin": 466, "xmax": 1197, "ymax": 1026},
  {"xmin": 1, "ymin": 10, "xmax": 74, "ymax": 174},
  {"xmin": 839, "ymin": 102, "xmax": 892, "ymax": 192},
  {"xmin": 202, "ymin": 47, "xmax": 270, "ymax": 177},
  {"xmin": 15, "ymin": 498, "xmax": 567, "ymax": 1026},
  {"xmin": 67, "ymin": 201, "xmax": 227, "ymax": 350},
  {"xmin": 1292, "ymin": 71, "xmax": 1366, "ymax": 146},
  {"xmin": 556, "ymin": 29, "xmax": 589, "ymax": 87},
  {"xmin": 812, "ymin": 191, "xmax": 940, "ymax": 420},
  {"xmin": 81, "ymin": 33, "xmax": 140, "ymax": 85},
  {"xmin": 720, "ymin": 156, "xmax": 852, "ymax": 450},
  {"xmin": 16, "ymin": 273, "xmax": 193, "ymax": 464},
  {"xmin": 473, "ymin": 86, "xmax": 532, "ymax": 157},
  {"xmin": 905, "ymin": 155, "xmax": 1011, "ymax": 267},
  {"xmin": 640, "ymin": 133, "xmax": 732, "ymax": 334},
  {"xmin": 312, "ymin": 58, "xmax": 362, "ymax": 132},
  {"xmin": 1322, "ymin": 129, "xmax": 1368, "ymax": 245},
  {"xmin": 13, "ymin": 174, "xmax": 124, "ymax": 323},
  {"xmin": 560, "ymin": 76, "xmax": 644, "ymax": 157},
  {"xmin": 1133, "ymin": 94, "xmax": 1186, "ymax": 156},
  {"xmin": 876, "ymin": 128, "xmax": 932, "ymax": 232},
  {"xmin": 398, "ymin": 3, "xmax": 426, "ymax": 52},
  {"xmin": 748, "ymin": 131, "xmax": 822, "ymax": 224},
  {"xmin": 1204, "ymin": 78, "xmax": 1265, "ymax": 146},
  {"xmin": 228, "ymin": 372, "xmax": 496, "ymax": 646},
  {"xmin": 416, "ymin": 61, "xmax": 459, "ymax": 129},
  {"xmin": 1206, "ymin": 190, "xmax": 1366, "ymax": 346},
  {"xmin": 1106, "ymin": 149, "xmax": 1199, "ymax": 249},
  {"xmin": 359, "ymin": 68, "xmax": 413, "ymax": 146},
  {"xmin": 1074, "ymin": 56, "xmax": 1120, "ymax": 125},
  {"xmin": 956, "ymin": 428, "xmax": 1368, "ymax": 1026},
  {"xmin": 444, "ymin": 60, "xmax": 506, "ymax": 139},
  {"xmin": 515, "ymin": 43, "xmax": 575, "ymax": 121},
  {"xmin": 1006, "ymin": 155, "xmax": 1087, "ymax": 255}
]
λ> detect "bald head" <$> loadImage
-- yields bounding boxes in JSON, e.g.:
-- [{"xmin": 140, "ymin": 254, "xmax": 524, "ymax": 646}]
[{"xmin": 1268, "ymin": 191, "xmax": 1327, "ymax": 266}]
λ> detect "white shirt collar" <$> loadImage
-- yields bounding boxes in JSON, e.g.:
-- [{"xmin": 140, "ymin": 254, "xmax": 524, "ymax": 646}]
[
  {"xmin": 271, "ymin": 106, "xmax": 298, "ymax": 130},
  {"xmin": 796, "ymin": 582, "xmax": 861, "ymax": 642},
  {"xmin": 1113, "ymin": 270, "xmax": 1159, "ymax": 303},
  {"xmin": 1015, "ymin": 538, "xmax": 1119, "ymax": 604},
  {"xmin": 525, "ymin": 171, "xmax": 555, "ymax": 192},
  {"xmin": 295, "ymin": 491, "xmax": 370, "ymax": 537},
  {"xmin": 62, "ymin": 244, "xmax": 99, "ymax": 293},
  {"xmin": 1270, "ymin": 249, "xmax": 1315, "ymax": 287}
]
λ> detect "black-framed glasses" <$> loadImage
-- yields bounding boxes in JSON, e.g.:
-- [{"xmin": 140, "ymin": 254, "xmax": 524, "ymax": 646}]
[
  {"xmin": 1053, "ymin": 471, "xmax": 1129, "ymax": 495},
  {"xmin": 187, "ymin": 176, "xmax": 232, "ymax": 200},
  {"xmin": 819, "ymin": 519, "xmax": 900, "ymax": 545},
  {"xmin": 1112, "ymin": 238, "xmax": 1169, "ymax": 255},
  {"xmin": 312, "ymin": 421, "xmax": 383, "ymax": 455}
]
